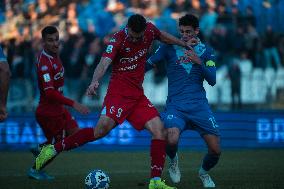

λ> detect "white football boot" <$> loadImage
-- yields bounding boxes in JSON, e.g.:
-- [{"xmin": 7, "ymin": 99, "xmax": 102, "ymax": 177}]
[
  {"xmin": 168, "ymin": 154, "xmax": 181, "ymax": 183},
  {"xmin": 199, "ymin": 172, "xmax": 216, "ymax": 188}
]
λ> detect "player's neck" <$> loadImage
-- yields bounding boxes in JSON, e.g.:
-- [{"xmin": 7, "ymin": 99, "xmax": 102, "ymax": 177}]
[{"xmin": 43, "ymin": 49, "xmax": 58, "ymax": 57}]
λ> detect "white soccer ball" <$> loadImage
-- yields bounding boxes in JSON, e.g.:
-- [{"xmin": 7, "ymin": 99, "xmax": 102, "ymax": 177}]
[{"xmin": 85, "ymin": 169, "xmax": 110, "ymax": 189}]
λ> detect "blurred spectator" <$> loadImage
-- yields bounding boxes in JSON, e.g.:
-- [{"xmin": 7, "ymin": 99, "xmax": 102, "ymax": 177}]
[
  {"xmin": 210, "ymin": 24, "xmax": 230, "ymax": 66},
  {"xmin": 244, "ymin": 24, "xmax": 259, "ymax": 67},
  {"xmin": 228, "ymin": 57, "xmax": 241, "ymax": 110},
  {"xmin": 262, "ymin": 25, "xmax": 282, "ymax": 69},
  {"xmin": 232, "ymin": 25, "xmax": 246, "ymax": 55},
  {"xmin": 60, "ymin": 34, "xmax": 87, "ymax": 102},
  {"xmin": 199, "ymin": 2, "xmax": 218, "ymax": 41},
  {"xmin": 278, "ymin": 35, "xmax": 284, "ymax": 67},
  {"xmin": 244, "ymin": 6, "xmax": 256, "ymax": 27},
  {"xmin": 154, "ymin": 9, "xmax": 178, "ymax": 36}
]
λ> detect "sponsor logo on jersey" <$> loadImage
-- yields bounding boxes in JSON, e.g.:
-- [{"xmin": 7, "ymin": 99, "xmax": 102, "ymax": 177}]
[
  {"xmin": 58, "ymin": 87, "xmax": 63, "ymax": 93},
  {"xmin": 118, "ymin": 63, "xmax": 138, "ymax": 71},
  {"xmin": 43, "ymin": 73, "xmax": 51, "ymax": 82},
  {"xmin": 119, "ymin": 48, "xmax": 147, "ymax": 64},
  {"xmin": 54, "ymin": 68, "xmax": 64, "ymax": 80},
  {"xmin": 125, "ymin": 47, "xmax": 131, "ymax": 52}
]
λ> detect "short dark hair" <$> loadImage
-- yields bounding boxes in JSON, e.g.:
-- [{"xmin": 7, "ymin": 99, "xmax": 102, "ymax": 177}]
[
  {"xmin": 41, "ymin": 26, "xmax": 58, "ymax": 39},
  {"xmin": 179, "ymin": 14, "xmax": 199, "ymax": 29},
  {"xmin": 127, "ymin": 14, "xmax": 147, "ymax": 33}
]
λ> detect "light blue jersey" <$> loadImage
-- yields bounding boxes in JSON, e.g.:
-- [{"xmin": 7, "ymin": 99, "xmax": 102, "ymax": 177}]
[
  {"xmin": 147, "ymin": 40, "xmax": 219, "ymax": 136},
  {"xmin": 0, "ymin": 46, "xmax": 7, "ymax": 63}
]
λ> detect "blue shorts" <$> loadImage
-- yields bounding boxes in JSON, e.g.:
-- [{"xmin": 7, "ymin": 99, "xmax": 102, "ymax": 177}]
[{"xmin": 161, "ymin": 104, "xmax": 220, "ymax": 136}]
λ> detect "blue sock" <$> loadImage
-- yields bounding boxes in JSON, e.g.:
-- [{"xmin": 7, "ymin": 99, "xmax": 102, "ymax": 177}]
[
  {"xmin": 201, "ymin": 153, "xmax": 220, "ymax": 172},
  {"xmin": 166, "ymin": 145, "xmax": 178, "ymax": 159}
]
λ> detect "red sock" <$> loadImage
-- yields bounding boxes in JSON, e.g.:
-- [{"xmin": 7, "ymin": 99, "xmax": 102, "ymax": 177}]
[
  {"xmin": 54, "ymin": 128, "xmax": 95, "ymax": 153},
  {"xmin": 150, "ymin": 139, "xmax": 166, "ymax": 178}
]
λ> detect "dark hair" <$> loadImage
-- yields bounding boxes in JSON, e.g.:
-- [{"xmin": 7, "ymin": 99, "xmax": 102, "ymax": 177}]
[
  {"xmin": 41, "ymin": 26, "xmax": 58, "ymax": 39},
  {"xmin": 179, "ymin": 14, "xmax": 199, "ymax": 29},
  {"xmin": 127, "ymin": 14, "xmax": 147, "ymax": 33}
]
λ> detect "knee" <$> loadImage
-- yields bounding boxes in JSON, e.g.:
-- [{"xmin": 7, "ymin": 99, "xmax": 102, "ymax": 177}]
[
  {"xmin": 209, "ymin": 148, "xmax": 221, "ymax": 156},
  {"xmin": 167, "ymin": 128, "xmax": 179, "ymax": 146},
  {"xmin": 152, "ymin": 126, "xmax": 166, "ymax": 140}
]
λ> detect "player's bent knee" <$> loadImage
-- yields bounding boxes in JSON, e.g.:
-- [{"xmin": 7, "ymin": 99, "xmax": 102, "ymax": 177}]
[
  {"xmin": 209, "ymin": 147, "xmax": 221, "ymax": 156},
  {"xmin": 152, "ymin": 127, "xmax": 166, "ymax": 140},
  {"xmin": 167, "ymin": 128, "xmax": 180, "ymax": 145}
]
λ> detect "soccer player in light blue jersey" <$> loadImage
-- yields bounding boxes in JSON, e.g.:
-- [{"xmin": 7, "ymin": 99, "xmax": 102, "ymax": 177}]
[
  {"xmin": 0, "ymin": 45, "xmax": 10, "ymax": 122},
  {"xmin": 147, "ymin": 14, "xmax": 221, "ymax": 188}
]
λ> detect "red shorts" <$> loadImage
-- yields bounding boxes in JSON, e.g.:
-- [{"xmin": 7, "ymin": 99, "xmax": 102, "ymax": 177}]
[
  {"xmin": 102, "ymin": 94, "xmax": 159, "ymax": 130},
  {"xmin": 36, "ymin": 108, "xmax": 78, "ymax": 143}
]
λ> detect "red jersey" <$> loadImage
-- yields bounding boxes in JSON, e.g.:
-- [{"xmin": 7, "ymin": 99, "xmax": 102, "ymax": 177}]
[
  {"xmin": 36, "ymin": 50, "xmax": 65, "ymax": 117},
  {"xmin": 102, "ymin": 22, "xmax": 161, "ymax": 98}
]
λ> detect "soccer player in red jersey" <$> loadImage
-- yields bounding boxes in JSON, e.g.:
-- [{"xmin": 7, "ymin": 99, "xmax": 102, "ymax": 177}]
[
  {"xmin": 0, "ymin": 45, "xmax": 10, "ymax": 122},
  {"xmin": 28, "ymin": 26, "xmax": 90, "ymax": 180},
  {"xmin": 36, "ymin": 15, "xmax": 192, "ymax": 188}
]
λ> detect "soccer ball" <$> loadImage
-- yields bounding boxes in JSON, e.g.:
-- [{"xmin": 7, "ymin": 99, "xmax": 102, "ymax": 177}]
[{"xmin": 85, "ymin": 169, "xmax": 110, "ymax": 189}]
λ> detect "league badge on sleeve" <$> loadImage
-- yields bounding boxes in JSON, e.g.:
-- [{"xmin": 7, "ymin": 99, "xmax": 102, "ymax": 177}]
[
  {"xmin": 109, "ymin": 38, "xmax": 116, "ymax": 43},
  {"xmin": 106, "ymin": 45, "xmax": 113, "ymax": 53},
  {"xmin": 43, "ymin": 73, "xmax": 51, "ymax": 82}
]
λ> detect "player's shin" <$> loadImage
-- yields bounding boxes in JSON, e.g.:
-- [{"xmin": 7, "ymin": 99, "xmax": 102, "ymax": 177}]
[
  {"xmin": 150, "ymin": 139, "xmax": 166, "ymax": 178},
  {"xmin": 166, "ymin": 145, "xmax": 178, "ymax": 160},
  {"xmin": 200, "ymin": 153, "xmax": 220, "ymax": 173},
  {"xmin": 54, "ymin": 128, "xmax": 95, "ymax": 153}
]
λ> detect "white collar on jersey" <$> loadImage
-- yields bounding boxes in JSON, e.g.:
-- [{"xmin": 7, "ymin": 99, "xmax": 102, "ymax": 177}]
[{"xmin": 42, "ymin": 49, "xmax": 54, "ymax": 59}]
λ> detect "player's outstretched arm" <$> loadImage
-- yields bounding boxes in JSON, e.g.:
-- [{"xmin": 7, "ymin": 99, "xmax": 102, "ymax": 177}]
[
  {"xmin": 159, "ymin": 31, "xmax": 197, "ymax": 48},
  {"xmin": 44, "ymin": 89, "xmax": 90, "ymax": 114},
  {"xmin": 86, "ymin": 57, "xmax": 112, "ymax": 96},
  {"xmin": 146, "ymin": 45, "xmax": 166, "ymax": 72},
  {"xmin": 72, "ymin": 101, "xmax": 90, "ymax": 115}
]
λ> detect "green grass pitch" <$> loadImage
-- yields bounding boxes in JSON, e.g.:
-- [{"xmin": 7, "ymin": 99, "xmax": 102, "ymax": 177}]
[{"xmin": 0, "ymin": 149, "xmax": 283, "ymax": 189}]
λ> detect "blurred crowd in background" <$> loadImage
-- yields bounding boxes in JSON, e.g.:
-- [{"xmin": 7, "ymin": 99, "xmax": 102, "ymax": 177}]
[{"xmin": 0, "ymin": 0, "xmax": 284, "ymax": 112}]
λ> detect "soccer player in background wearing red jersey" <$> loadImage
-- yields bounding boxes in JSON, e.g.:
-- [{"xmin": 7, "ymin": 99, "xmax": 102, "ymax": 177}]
[
  {"xmin": 28, "ymin": 26, "xmax": 90, "ymax": 180},
  {"xmin": 36, "ymin": 15, "xmax": 194, "ymax": 189},
  {"xmin": 0, "ymin": 45, "xmax": 10, "ymax": 122}
]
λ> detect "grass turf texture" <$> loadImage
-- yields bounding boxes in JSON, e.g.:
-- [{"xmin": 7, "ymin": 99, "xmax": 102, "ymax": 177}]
[{"xmin": 0, "ymin": 149, "xmax": 283, "ymax": 189}]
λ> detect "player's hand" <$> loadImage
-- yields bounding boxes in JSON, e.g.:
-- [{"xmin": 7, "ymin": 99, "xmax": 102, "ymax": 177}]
[
  {"xmin": 72, "ymin": 101, "xmax": 90, "ymax": 115},
  {"xmin": 186, "ymin": 37, "xmax": 198, "ymax": 47},
  {"xmin": 86, "ymin": 81, "xmax": 99, "ymax": 96},
  {"xmin": 185, "ymin": 46, "xmax": 202, "ymax": 65}
]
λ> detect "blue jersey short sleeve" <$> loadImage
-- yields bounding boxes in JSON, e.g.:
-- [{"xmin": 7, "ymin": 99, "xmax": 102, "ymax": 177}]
[{"xmin": 148, "ymin": 45, "xmax": 167, "ymax": 65}]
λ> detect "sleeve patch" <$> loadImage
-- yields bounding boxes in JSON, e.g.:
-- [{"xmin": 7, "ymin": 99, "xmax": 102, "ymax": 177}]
[
  {"xmin": 206, "ymin": 60, "xmax": 215, "ymax": 67},
  {"xmin": 109, "ymin": 38, "xmax": 116, "ymax": 43},
  {"xmin": 43, "ymin": 73, "xmax": 51, "ymax": 82},
  {"xmin": 106, "ymin": 45, "xmax": 113, "ymax": 53}
]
